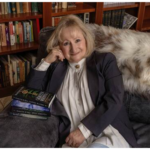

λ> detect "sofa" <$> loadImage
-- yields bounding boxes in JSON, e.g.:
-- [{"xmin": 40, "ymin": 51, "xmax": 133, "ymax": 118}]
[{"xmin": 0, "ymin": 24, "xmax": 150, "ymax": 148}]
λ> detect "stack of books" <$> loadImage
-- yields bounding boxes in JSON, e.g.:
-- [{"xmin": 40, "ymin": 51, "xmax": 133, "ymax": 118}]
[{"xmin": 10, "ymin": 86, "xmax": 55, "ymax": 120}]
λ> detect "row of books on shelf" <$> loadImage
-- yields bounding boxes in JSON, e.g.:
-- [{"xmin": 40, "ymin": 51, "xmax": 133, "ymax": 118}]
[
  {"xmin": 52, "ymin": 13, "xmax": 90, "ymax": 27},
  {"xmin": 0, "ymin": 52, "xmax": 37, "ymax": 88},
  {"xmin": 0, "ymin": 20, "xmax": 36, "ymax": 46},
  {"xmin": 0, "ymin": 2, "xmax": 42, "ymax": 15},
  {"xmin": 10, "ymin": 86, "xmax": 55, "ymax": 120},
  {"xmin": 103, "ymin": 2, "xmax": 136, "ymax": 6},
  {"xmin": 52, "ymin": 2, "xmax": 76, "ymax": 9},
  {"xmin": 103, "ymin": 9, "xmax": 138, "ymax": 29}
]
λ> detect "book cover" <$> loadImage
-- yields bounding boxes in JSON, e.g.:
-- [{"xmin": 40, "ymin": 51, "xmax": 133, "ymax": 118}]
[
  {"xmin": 123, "ymin": 12, "xmax": 138, "ymax": 29},
  {"xmin": 13, "ymin": 86, "xmax": 55, "ymax": 108},
  {"xmin": 11, "ymin": 99, "xmax": 50, "ymax": 112}
]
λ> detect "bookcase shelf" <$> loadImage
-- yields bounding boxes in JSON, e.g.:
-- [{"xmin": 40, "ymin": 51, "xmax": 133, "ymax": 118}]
[
  {"xmin": 0, "ymin": 82, "xmax": 24, "ymax": 98},
  {"xmin": 103, "ymin": 3, "xmax": 139, "ymax": 11},
  {"xmin": 0, "ymin": 42, "xmax": 39, "ymax": 56},
  {"xmin": 52, "ymin": 5, "xmax": 95, "ymax": 17},
  {"xmin": 0, "ymin": 13, "xmax": 42, "ymax": 23}
]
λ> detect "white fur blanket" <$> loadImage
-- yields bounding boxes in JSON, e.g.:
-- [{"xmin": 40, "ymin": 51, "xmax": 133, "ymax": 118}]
[{"xmin": 87, "ymin": 24, "xmax": 150, "ymax": 98}]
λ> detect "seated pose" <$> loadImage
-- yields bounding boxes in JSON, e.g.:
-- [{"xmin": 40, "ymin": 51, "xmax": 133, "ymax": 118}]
[{"xmin": 26, "ymin": 15, "xmax": 137, "ymax": 148}]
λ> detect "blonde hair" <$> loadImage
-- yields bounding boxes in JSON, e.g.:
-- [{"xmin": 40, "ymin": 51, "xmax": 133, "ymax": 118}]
[{"xmin": 46, "ymin": 15, "xmax": 95, "ymax": 57}]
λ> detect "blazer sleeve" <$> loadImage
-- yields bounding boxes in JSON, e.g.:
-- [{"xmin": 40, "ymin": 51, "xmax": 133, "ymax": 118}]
[
  {"xmin": 81, "ymin": 53, "xmax": 124, "ymax": 136},
  {"xmin": 25, "ymin": 63, "xmax": 56, "ymax": 91}
]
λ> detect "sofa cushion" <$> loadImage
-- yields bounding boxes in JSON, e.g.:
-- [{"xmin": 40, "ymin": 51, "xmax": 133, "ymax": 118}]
[
  {"xmin": 0, "ymin": 104, "xmax": 59, "ymax": 148},
  {"xmin": 131, "ymin": 122, "xmax": 150, "ymax": 147},
  {"xmin": 124, "ymin": 92, "xmax": 150, "ymax": 124}
]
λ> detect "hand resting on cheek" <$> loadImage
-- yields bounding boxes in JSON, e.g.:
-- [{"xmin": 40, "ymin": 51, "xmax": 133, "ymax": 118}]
[{"xmin": 44, "ymin": 46, "xmax": 65, "ymax": 64}]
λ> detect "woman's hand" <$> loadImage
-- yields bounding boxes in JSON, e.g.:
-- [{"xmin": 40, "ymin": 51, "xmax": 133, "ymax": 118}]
[
  {"xmin": 44, "ymin": 46, "xmax": 65, "ymax": 64},
  {"xmin": 65, "ymin": 128, "xmax": 85, "ymax": 147}
]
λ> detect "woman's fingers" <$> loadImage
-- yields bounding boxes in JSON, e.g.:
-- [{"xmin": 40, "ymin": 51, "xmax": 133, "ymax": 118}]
[{"xmin": 44, "ymin": 47, "xmax": 65, "ymax": 63}]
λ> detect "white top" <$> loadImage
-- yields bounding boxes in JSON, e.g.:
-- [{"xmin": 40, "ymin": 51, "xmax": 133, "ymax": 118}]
[{"xmin": 35, "ymin": 59, "xmax": 130, "ymax": 148}]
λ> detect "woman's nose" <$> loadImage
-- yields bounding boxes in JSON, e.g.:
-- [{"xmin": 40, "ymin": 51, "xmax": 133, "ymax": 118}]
[{"xmin": 70, "ymin": 43, "xmax": 76, "ymax": 52}]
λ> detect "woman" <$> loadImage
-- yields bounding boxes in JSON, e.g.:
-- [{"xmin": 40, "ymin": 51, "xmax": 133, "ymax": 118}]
[{"xmin": 26, "ymin": 15, "xmax": 137, "ymax": 148}]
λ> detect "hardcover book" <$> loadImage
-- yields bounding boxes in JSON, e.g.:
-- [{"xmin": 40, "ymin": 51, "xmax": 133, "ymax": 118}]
[
  {"xmin": 13, "ymin": 86, "xmax": 55, "ymax": 108},
  {"xmin": 11, "ymin": 99, "xmax": 50, "ymax": 112}
]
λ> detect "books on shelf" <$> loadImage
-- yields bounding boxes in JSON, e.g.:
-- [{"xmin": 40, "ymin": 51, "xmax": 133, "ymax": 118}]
[
  {"xmin": 122, "ymin": 13, "xmax": 138, "ymax": 29},
  {"xmin": 0, "ymin": 2, "xmax": 42, "ymax": 15},
  {"xmin": 52, "ymin": 2, "xmax": 76, "ymax": 9},
  {"xmin": 52, "ymin": 13, "xmax": 90, "ymax": 27},
  {"xmin": 103, "ymin": 9, "xmax": 137, "ymax": 29},
  {"xmin": 103, "ymin": 9, "xmax": 126, "ymax": 29},
  {"xmin": 0, "ymin": 52, "xmax": 37, "ymax": 87},
  {"xmin": 0, "ymin": 20, "xmax": 35, "ymax": 47},
  {"xmin": 9, "ymin": 86, "xmax": 55, "ymax": 119}
]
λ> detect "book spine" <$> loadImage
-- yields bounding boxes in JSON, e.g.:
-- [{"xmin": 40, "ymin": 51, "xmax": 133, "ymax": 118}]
[
  {"xmin": 4, "ymin": 2, "xmax": 8, "ymax": 14},
  {"xmin": 0, "ymin": 65, "xmax": 3, "ymax": 88},
  {"xmin": 36, "ymin": 18, "xmax": 40, "ymax": 35},
  {"xmin": 1, "ymin": 23, "xmax": 7, "ymax": 46},
  {"xmin": 16, "ymin": 2, "xmax": 20, "ymax": 14},
  {"xmin": 19, "ymin": 2, "xmax": 23, "ymax": 13},
  {"xmin": 8, "ymin": 22, "xmax": 15, "ymax": 46},
  {"xmin": 7, "ymin": 2, "xmax": 12, "ymax": 14},
  {"xmin": 119, "ymin": 9, "xmax": 125, "ymax": 28},
  {"xmin": 9, "ymin": 112, "xmax": 48, "ymax": 119},
  {"xmin": 15, "ymin": 21, "xmax": 20, "ymax": 43},
  {"xmin": 31, "ymin": 2, "xmax": 38, "ymax": 13},
  {"xmin": 1, "ymin": 2, "xmax": 5, "ymax": 15},
  {"xmin": 62, "ymin": 2, "xmax": 67, "ymax": 8},
  {"xmin": 11, "ymin": 107, "xmax": 50, "ymax": 116},
  {"xmin": 11, "ymin": 2, "xmax": 17, "ymax": 14},
  {"xmin": 0, "ymin": 24, "xmax": 2, "ymax": 46},
  {"xmin": 23, "ymin": 22, "xmax": 27, "ymax": 43},
  {"xmin": 5, "ymin": 25, "xmax": 10, "ymax": 46}
]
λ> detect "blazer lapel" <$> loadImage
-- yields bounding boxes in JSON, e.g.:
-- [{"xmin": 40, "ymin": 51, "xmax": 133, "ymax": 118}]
[
  {"xmin": 47, "ymin": 60, "xmax": 68, "ymax": 94},
  {"xmin": 86, "ymin": 52, "xmax": 100, "ymax": 105}
]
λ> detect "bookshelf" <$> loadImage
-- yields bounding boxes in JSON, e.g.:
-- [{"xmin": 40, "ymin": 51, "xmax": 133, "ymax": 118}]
[
  {"xmin": 0, "ymin": 2, "xmax": 150, "ymax": 98},
  {"xmin": 0, "ymin": 2, "xmax": 49, "ymax": 98}
]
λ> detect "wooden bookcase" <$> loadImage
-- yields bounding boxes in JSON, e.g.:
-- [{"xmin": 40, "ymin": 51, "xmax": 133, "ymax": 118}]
[{"xmin": 0, "ymin": 2, "xmax": 150, "ymax": 98}]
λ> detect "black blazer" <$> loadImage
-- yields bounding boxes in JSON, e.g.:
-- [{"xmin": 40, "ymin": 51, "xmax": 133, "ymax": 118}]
[{"xmin": 26, "ymin": 51, "xmax": 137, "ymax": 147}]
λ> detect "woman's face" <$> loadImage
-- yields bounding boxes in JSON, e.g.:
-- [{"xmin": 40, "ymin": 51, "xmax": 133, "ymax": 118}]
[{"xmin": 59, "ymin": 27, "xmax": 87, "ymax": 63}]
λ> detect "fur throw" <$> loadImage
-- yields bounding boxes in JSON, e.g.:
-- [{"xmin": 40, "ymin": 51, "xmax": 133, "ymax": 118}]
[{"xmin": 86, "ymin": 24, "xmax": 150, "ymax": 98}]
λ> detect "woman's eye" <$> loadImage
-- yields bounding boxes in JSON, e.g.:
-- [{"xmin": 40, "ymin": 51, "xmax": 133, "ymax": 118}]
[
  {"xmin": 63, "ymin": 42, "xmax": 69, "ymax": 46},
  {"xmin": 76, "ymin": 39, "xmax": 81, "ymax": 43}
]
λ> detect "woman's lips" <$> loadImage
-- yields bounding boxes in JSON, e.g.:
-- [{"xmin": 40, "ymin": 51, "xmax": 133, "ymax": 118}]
[{"xmin": 70, "ymin": 52, "xmax": 80, "ymax": 56}]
